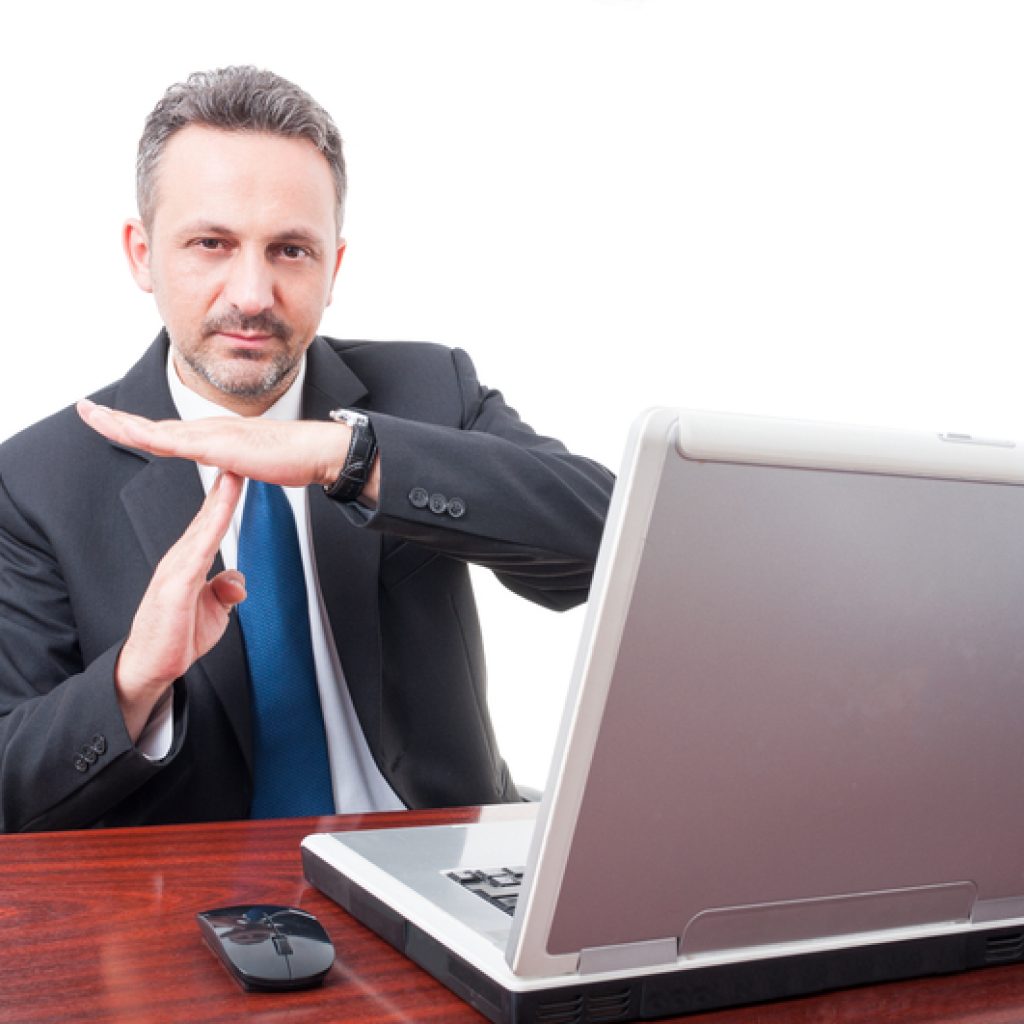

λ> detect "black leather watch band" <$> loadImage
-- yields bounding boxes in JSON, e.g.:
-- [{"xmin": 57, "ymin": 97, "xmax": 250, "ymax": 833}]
[{"xmin": 324, "ymin": 409, "xmax": 378, "ymax": 501}]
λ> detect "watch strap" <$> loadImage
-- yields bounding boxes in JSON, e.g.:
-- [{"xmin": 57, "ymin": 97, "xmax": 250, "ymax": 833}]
[{"xmin": 324, "ymin": 410, "xmax": 378, "ymax": 501}]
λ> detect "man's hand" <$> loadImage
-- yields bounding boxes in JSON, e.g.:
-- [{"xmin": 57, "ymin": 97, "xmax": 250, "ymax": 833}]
[
  {"xmin": 76, "ymin": 399, "xmax": 380, "ymax": 503},
  {"xmin": 116, "ymin": 471, "xmax": 247, "ymax": 742}
]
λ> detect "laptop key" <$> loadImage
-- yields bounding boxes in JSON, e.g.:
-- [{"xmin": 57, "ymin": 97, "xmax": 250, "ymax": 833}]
[
  {"xmin": 486, "ymin": 870, "xmax": 520, "ymax": 887},
  {"xmin": 447, "ymin": 865, "xmax": 526, "ymax": 916},
  {"xmin": 492, "ymin": 894, "xmax": 519, "ymax": 914},
  {"xmin": 448, "ymin": 869, "xmax": 485, "ymax": 884}
]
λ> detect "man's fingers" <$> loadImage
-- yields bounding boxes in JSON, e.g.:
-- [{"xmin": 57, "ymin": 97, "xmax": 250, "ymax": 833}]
[
  {"xmin": 80, "ymin": 403, "xmax": 245, "ymax": 596},
  {"xmin": 79, "ymin": 399, "xmax": 246, "ymax": 461},
  {"xmin": 77, "ymin": 399, "xmax": 349, "ymax": 488},
  {"xmin": 78, "ymin": 399, "xmax": 156, "ymax": 449},
  {"xmin": 155, "ymin": 471, "xmax": 243, "ymax": 581},
  {"xmin": 84, "ymin": 401, "xmax": 259, "ymax": 471},
  {"xmin": 187, "ymin": 470, "xmax": 243, "ymax": 556},
  {"xmin": 209, "ymin": 570, "xmax": 247, "ymax": 609},
  {"xmin": 78, "ymin": 400, "xmax": 218, "ymax": 461}
]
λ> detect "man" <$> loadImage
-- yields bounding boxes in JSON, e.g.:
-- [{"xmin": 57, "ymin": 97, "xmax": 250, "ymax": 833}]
[{"xmin": 0, "ymin": 67, "xmax": 613, "ymax": 831}]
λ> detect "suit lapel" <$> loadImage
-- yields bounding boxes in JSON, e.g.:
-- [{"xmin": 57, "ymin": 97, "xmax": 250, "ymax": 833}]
[
  {"xmin": 110, "ymin": 333, "xmax": 253, "ymax": 769},
  {"xmin": 302, "ymin": 340, "xmax": 386, "ymax": 750}
]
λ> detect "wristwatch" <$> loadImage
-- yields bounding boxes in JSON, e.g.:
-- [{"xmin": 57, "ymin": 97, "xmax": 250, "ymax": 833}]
[{"xmin": 324, "ymin": 408, "xmax": 378, "ymax": 501}]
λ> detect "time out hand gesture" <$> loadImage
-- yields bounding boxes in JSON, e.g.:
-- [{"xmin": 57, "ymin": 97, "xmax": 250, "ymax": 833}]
[{"xmin": 78, "ymin": 399, "xmax": 381, "ymax": 741}]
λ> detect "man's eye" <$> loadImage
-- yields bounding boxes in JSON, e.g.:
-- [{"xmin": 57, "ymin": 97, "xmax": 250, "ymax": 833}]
[
  {"xmin": 279, "ymin": 244, "xmax": 309, "ymax": 260},
  {"xmin": 194, "ymin": 238, "xmax": 226, "ymax": 251}
]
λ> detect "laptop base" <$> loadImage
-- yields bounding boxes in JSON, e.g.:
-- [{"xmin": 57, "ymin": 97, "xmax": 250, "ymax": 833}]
[{"xmin": 303, "ymin": 840, "xmax": 1024, "ymax": 1023}]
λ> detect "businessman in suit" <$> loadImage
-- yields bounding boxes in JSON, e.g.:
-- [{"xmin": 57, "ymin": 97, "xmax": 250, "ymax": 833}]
[{"xmin": 0, "ymin": 67, "xmax": 612, "ymax": 831}]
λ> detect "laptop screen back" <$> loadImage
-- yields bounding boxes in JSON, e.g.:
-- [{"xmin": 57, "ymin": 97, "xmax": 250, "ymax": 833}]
[{"xmin": 511, "ymin": 409, "xmax": 1024, "ymax": 973}]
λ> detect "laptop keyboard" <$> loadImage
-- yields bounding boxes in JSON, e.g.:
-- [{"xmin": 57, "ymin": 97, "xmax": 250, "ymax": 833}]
[{"xmin": 446, "ymin": 866, "xmax": 525, "ymax": 916}]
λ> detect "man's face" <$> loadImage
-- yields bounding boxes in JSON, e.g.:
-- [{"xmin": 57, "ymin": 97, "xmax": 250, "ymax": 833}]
[{"xmin": 125, "ymin": 126, "xmax": 345, "ymax": 415}]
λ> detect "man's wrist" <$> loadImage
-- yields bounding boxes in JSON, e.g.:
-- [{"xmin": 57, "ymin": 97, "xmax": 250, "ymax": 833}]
[
  {"xmin": 324, "ymin": 409, "xmax": 378, "ymax": 501},
  {"xmin": 114, "ymin": 640, "xmax": 175, "ymax": 743}
]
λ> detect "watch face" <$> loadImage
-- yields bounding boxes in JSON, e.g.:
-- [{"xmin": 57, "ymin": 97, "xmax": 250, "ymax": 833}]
[{"xmin": 329, "ymin": 408, "xmax": 369, "ymax": 427}]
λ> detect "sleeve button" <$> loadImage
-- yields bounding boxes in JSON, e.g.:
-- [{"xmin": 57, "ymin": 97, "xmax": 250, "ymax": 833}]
[
  {"xmin": 428, "ymin": 493, "xmax": 448, "ymax": 515},
  {"xmin": 73, "ymin": 755, "xmax": 89, "ymax": 773},
  {"xmin": 408, "ymin": 487, "xmax": 429, "ymax": 509},
  {"xmin": 447, "ymin": 497, "xmax": 467, "ymax": 518},
  {"xmin": 92, "ymin": 735, "xmax": 107, "ymax": 755}
]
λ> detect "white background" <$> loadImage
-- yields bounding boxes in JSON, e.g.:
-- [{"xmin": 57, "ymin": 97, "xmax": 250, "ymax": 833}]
[{"xmin": 2, "ymin": 1, "xmax": 1022, "ymax": 791}]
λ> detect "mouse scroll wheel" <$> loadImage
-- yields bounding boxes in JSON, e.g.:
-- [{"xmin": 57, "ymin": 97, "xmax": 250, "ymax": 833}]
[{"xmin": 272, "ymin": 934, "xmax": 294, "ymax": 956}]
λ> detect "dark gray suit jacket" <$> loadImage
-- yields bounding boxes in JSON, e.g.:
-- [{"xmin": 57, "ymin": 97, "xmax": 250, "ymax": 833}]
[{"xmin": 0, "ymin": 334, "xmax": 613, "ymax": 831}]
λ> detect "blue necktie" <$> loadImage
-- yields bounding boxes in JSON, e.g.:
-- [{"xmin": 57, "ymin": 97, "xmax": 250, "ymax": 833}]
[{"xmin": 236, "ymin": 480, "xmax": 334, "ymax": 818}]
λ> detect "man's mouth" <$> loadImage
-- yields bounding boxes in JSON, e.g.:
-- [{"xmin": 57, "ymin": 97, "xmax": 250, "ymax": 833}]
[
  {"xmin": 211, "ymin": 331, "xmax": 284, "ymax": 356},
  {"xmin": 219, "ymin": 332, "xmax": 274, "ymax": 343}
]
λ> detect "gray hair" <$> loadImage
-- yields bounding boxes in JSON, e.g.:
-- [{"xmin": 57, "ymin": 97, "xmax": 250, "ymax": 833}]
[{"xmin": 136, "ymin": 66, "xmax": 346, "ymax": 230}]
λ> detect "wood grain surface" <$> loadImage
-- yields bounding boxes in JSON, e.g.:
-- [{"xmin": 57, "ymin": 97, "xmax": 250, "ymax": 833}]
[{"xmin": 1, "ymin": 804, "xmax": 1023, "ymax": 1023}]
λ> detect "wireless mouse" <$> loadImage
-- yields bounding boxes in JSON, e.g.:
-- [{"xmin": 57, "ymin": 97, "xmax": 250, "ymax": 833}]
[{"xmin": 196, "ymin": 904, "xmax": 335, "ymax": 991}]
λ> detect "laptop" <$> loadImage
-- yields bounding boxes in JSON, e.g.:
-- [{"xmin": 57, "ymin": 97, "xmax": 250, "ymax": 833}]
[{"xmin": 302, "ymin": 407, "xmax": 1024, "ymax": 1022}]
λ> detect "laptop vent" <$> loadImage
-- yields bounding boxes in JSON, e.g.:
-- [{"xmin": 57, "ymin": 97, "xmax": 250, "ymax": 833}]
[
  {"xmin": 587, "ymin": 989, "xmax": 634, "ymax": 1022},
  {"xmin": 984, "ymin": 932, "xmax": 1024, "ymax": 964},
  {"xmin": 534, "ymin": 987, "xmax": 632, "ymax": 1024}
]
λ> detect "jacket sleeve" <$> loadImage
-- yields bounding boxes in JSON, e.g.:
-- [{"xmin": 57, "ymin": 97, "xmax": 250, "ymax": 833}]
[
  {"xmin": 0, "ymin": 474, "xmax": 174, "ymax": 832},
  {"xmin": 336, "ymin": 347, "xmax": 615, "ymax": 611}
]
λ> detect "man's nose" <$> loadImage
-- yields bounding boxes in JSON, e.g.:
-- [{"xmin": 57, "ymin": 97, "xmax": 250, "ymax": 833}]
[{"xmin": 223, "ymin": 249, "xmax": 275, "ymax": 315}]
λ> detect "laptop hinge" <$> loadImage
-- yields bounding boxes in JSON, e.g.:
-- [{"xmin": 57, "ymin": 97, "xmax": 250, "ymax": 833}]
[{"xmin": 578, "ymin": 936, "xmax": 678, "ymax": 975}]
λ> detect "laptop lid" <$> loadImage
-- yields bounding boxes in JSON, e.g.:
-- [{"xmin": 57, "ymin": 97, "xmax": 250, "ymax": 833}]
[{"xmin": 508, "ymin": 407, "xmax": 1024, "ymax": 977}]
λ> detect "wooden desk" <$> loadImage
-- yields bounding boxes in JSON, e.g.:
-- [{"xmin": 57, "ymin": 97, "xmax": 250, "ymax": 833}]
[{"xmin": 2, "ymin": 804, "xmax": 1024, "ymax": 1023}]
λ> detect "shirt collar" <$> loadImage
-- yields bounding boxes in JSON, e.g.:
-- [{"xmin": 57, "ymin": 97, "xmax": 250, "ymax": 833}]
[{"xmin": 166, "ymin": 348, "xmax": 306, "ymax": 423}]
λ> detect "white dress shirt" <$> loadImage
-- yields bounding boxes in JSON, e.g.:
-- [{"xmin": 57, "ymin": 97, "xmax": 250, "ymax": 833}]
[{"xmin": 137, "ymin": 352, "xmax": 405, "ymax": 814}]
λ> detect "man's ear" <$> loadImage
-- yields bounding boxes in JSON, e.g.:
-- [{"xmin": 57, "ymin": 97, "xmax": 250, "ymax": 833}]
[
  {"xmin": 326, "ymin": 239, "xmax": 347, "ymax": 305},
  {"xmin": 124, "ymin": 219, "xmax": 154, "ymax": 293}
]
